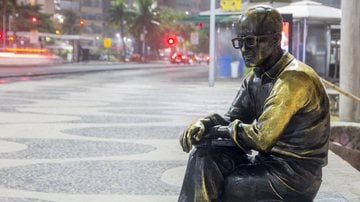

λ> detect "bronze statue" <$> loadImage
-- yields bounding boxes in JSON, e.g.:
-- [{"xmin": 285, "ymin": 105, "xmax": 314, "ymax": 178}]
[{"xmin": 179, "ymin": 5, "xmax": 330, "ymax": 202}]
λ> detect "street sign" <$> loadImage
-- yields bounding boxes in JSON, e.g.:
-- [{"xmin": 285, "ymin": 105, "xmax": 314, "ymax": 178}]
[
  {"xmin": 103, "ymin": 38, "xmax": 112, "ymax": 48},
  {"xmin": 190, "ymin": 32, "xmax": 199, "ymax": 45},
  {"xmin": 140, "ymin": 33, "xmax": 145, "ymax": 41},
  {"xmin": 30, "ymin": 30, "xmax": 38, "ymax": 44},
  {"xmin": 220, "ymin": 0, "xmax": 242, "ymax": 11}
]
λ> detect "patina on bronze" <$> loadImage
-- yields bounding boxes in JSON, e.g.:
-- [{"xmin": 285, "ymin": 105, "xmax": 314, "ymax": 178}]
[{"xmin": 179, "ymin": 5, "xmax": 330, "ymax": 202}]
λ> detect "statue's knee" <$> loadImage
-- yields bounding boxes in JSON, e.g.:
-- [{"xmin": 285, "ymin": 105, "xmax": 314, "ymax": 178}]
[{"xmin": 222, "ymin": 173, "xmax": 255, "ymax": 201}]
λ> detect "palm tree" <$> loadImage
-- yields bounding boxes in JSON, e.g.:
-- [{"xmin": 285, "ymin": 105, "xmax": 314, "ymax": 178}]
[
  {"xmin": 130, "ymin": 0, "xmax": 160, "ymax": 59},
  {"xmin": 157, "ymin": 7, "xmax": 194, "ymax": 49},
  {"xmin": 61, "ymin": 10, "xmax": 78, "ymax": 34},
  {"xmin": 0, "ymin": 0, "xmax": 18, "ymax": 20},
  {"xmin": 14, "ymin": 4, "xmax": 54, "ymax": 33},
  {"xmin": 0, "ymin": 0, "xmax": 18, "ymax": 47},
  {"xmin": 107, "ymin": 0, "xmax": 134, "ymax": 61}
]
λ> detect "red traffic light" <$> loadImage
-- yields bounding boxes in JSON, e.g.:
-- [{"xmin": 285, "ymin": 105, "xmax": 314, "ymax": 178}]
[
  {"xmin": 31, "ymin": 17, "xmax": 37, "ymax": 23},
  {"xmin": 198, "ymin": 21, "xmax": 203, "ymax": 28},
  {"xmin": 80, "ymin": 19, "xmax": 86, "ymax": 26},
  {"xmin": 0, "ymin": 32, "xmax": 2, "ymax": 39},
  {"xmin": 167, "ymin": 37, "xmax": 177, "ymax": 46},
  {"xmin": 168, "ymin": 38, "xmax": 174, "ymax": 45}
]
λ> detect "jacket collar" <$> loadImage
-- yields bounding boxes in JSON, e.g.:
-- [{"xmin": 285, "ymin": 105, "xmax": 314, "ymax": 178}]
[{"xmin": 253, "ymin": 52, "xmax": 294, "ymax": 80}]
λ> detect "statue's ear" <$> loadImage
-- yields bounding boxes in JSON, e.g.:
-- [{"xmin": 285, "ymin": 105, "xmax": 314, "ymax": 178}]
[{"xmin": 273, "ymin": 33, "xmax": 282, "ymax": 46}]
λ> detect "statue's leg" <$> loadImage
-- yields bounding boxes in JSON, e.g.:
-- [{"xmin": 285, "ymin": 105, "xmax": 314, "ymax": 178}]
[
  {"xmin": 178, "ymin": 147, "xmax": 248, "ymax": 202},
  {"xmin": 222, "ymin": 164, "xmax": 283, "ymax": 202},
  {"xmin": 222, "ymin": 157, "xmax": 322, "ymax": 202}
]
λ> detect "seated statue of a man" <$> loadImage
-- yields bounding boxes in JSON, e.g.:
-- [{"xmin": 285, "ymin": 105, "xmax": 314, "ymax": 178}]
[{"xmin": 179, "ymin": 5, "xmax": 330, "ymax": 202}]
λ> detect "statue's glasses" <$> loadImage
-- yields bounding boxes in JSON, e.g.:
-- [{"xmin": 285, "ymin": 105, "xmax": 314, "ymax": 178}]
[{"xmin": 231, "ymin": 33, "xmax": 280, "ymax": 49}]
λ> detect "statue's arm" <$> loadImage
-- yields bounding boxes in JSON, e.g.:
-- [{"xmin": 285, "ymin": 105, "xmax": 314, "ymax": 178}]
[{"xmin": 231, "ymin": 72, "xmax": 315, "ymax": 152}]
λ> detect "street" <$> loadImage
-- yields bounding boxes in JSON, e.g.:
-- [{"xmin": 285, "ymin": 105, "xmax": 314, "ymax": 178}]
[{"xmin": 0, "ymin": 64, "xmax": 359, "ymax": 202}]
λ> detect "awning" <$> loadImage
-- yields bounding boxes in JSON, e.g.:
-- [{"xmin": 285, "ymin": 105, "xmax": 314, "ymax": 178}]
[
  {"xmin": 181, "ymin": 1, "xmax": 289, "ymax": 23},
  {"xmin": 180, "ymin": 12, "xmax": 241, "ymax": 23},
  {"xmin": 276, "ymin": 0, "xmax": 341, "ymax": 23}
]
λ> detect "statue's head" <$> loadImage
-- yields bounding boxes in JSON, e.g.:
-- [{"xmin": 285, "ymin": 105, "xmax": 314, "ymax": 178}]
[{"xmin": 232, "ymin": 6, "xmax": 283, "ymax": 68}]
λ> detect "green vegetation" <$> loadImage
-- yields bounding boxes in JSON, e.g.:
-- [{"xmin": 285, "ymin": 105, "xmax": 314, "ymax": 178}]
[
  {"xmin": 0, "ymin": 1, "xmax": 54, "ymax": 33},
  {"xmin": 107, "ymin": 0, "xmax": 134, "ymax": 60}
]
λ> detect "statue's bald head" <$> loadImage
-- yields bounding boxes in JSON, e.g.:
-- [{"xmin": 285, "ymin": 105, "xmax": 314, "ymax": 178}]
[
  {"xmin": 239, "ymin": 5, "xmax": 283, "ymax": 35},
  {"xmin": 235, "ymin": 6, "xmax": 284, "ymax": 69}
]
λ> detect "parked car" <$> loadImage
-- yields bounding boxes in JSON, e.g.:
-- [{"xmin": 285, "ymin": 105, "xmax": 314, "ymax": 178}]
[
  {"xmin": 204, "ymin": 54, "xmax": 210, "ymax": 64},
  {"xmin": 187, "ymin": 53, "xmax": 203, "ymax": 64},
  {"xmin": 169, "ymin": 52, "xmax": 190, "ymax": 64},
  {"xmin": 188, "ymin": 53, "xmax": 210, "ymax": 64}
]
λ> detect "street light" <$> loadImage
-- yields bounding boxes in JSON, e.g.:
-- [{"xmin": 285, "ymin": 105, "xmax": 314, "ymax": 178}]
[{"xmin": 80, "ymin": 19, "xmax": 86, "ymax": 26}]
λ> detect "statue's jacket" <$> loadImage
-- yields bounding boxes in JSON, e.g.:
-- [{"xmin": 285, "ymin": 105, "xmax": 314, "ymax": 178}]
[{"xmin": 225, "ymin": 52, "xmax": 330, "ymax": 195}]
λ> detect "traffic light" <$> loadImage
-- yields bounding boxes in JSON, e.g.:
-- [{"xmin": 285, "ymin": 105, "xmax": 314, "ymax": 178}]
[
  {"xmin": 31, "ymin": 17, "xmax": 37, "ymax": 23},
  {"xmin": 198, "ymin": 21, "xmax": 203, "ymax": 28},
  {"xmin": 0, "ymin": 32, "xmax": 2, "ymax": 40},
  {"xmin": 80, "ymin": 19, "xmax": 86, "ymax": 26},
  {"xmin": 168, "ymin": 38, "xmax": 175, "ymax": 45},
  {"xmin": 167, "ymin": 37, "xmax": 177, "ymax": 46}
]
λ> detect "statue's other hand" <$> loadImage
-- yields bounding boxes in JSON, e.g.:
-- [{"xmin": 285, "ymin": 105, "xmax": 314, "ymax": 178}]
[{"xmin": 180, "ymin": 120, "xmax": 206, "ymax": 153}]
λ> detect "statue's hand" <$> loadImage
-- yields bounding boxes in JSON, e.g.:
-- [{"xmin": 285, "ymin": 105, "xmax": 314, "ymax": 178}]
[{"xmin": 180, "ymin": 119, "xmax": 206, "ymax": 153}]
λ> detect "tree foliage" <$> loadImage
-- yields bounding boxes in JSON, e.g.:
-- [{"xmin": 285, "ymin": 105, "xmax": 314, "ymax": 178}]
[
  {"xmin": 0, "ymin": 0, "xmax": 18, "ymax": 31},
  {"xmin": 107, "ymin": 0, "xmax": 135, "ymax": 60},
  {"xmin": 15, "ymin": 4, "xmax": 54, "ymax": 32},
  {"xmin": 157, "ymin": 7, "xmax": 197, "ymax": 50},
  {"xmin": 0, "ymin": 2, "xmax": 54, "ymax": 33},
  {"xmin": 128, "ymin": 0, "xmax": 160, "ymax": 54},
  {"xmin": 60, "ymin": 10, "xmax": 79, "ymax": 34}
]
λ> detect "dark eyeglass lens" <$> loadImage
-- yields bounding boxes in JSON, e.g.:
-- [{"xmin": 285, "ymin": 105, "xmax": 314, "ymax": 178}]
[
  {"xmin": 232, "ymin": 38, "xmax": 242, "ymax": 49},
  {"xmin": 244, "ymin": 36, "xmax": 256, "ymax": 47}
]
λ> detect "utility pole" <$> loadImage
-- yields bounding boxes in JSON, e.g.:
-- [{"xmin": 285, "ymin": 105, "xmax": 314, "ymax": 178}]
[
  {"xmin": 339, "ymin": 0, "xmax": 360, "ymax": 122},
  {"xmin": 209, "ymin": 0, "xmax": 216, "ymax": 87},
  {"xmin": 141, "ymin": 26, "xmax": 147, "ymax": 63},
  {"xmin": 2, "ymin": 15, "xmax": 6, "ymax": 50},
  {"xmin": 2, "ymin": 0, "xmax": 8, "ymax": 50},
  {"xmin": 8, "ymin": 15, "xmax": 12, "ymax": 48}
]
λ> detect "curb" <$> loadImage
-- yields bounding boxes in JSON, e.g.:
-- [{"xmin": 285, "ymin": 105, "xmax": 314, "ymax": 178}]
[{"xmin": 0, "ymin": 62, "xmax": 206, "ymax": 79}]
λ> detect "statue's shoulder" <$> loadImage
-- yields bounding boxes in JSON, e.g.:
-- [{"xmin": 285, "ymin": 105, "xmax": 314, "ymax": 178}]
[{"xmin": 282, "ymin": 59, "xmax": 321, "ymax": 82}]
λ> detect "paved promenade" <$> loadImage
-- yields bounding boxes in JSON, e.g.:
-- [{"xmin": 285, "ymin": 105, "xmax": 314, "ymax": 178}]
[{"xmin": 0, "ymin": 63, "xmax": 359, "ymax": 202}]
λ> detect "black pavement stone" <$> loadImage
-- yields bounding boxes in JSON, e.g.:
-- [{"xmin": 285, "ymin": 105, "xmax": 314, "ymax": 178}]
[
  {"xmin": 38, "ymin": 86, "xmax": 88, "ymax": 93},
  {"xmin": 0, "ymin": 161, "xmax": 185, "ymax": 194},
  {"xmin": 3, "ymin": 93, "xmax": 64, "ymax": 100},
  {"xmin": 0, "ymin": 198, "xmax": 53, "ymax": 202},
  {"xmin": 0, "ymin": 139, "xmax": 155, "ymax": 159},
  {"xmin": 67, "ymin": 115, "xmax": 168, "ymax": 124},
  {"xmin": 109, "ymin": 101, "xmax": 173, "ymax": 108},
  {"xmin": 62, "ymin": 126, "xmax": 185, "ymax": 139},
  {"xmin": 0, "ymin": 107, "xmax": 18, "ymax": 112},
  {"xmin": 0, "ymin": 99, "xmax": 34, "ymax": 106},
  {"xmin": 102, "ymin": 109, "xmax": 173, "ymax": 115}
]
